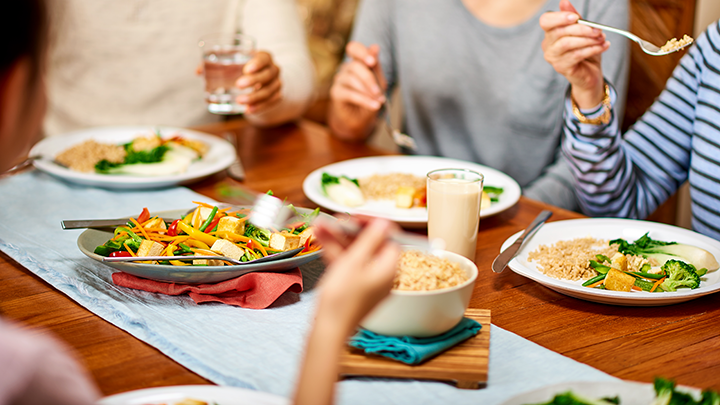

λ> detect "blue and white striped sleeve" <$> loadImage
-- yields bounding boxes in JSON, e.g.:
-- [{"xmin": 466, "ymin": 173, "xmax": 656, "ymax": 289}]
[{"xmin": 561, "ymin": 36, "xmax": 703, "ymax": 219}]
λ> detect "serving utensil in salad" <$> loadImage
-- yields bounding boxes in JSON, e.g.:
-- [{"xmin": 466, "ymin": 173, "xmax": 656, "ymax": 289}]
[
  {"xmin": 249, "ymin": 193, "xmax": 444, "ymax": 251},
  {"xmin": 103, "ymin": 247, "xmax": 305, "ymax": 266},
  {"xmin": 578, "ymin": 19, "xmax": 693, "ymax": 56}
]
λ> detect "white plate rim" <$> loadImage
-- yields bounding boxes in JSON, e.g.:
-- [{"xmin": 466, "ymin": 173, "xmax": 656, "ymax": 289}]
[
  {"xmin": 500, "ymin": 218, "xmax": 720, "ymax": 306},
  {"xmin": 499, "ymin": 380, "xmax": 700, "ymax": 405},
  {"xmin": 97, "ymin": 384, "xmax": 289, "ymax": 405},
  {"xmin": 301, "ymin": 155, "xmax": 521, "ymax": 225},
  {"xmin": 30, "ymin": 126, "xmax": 236, "ymax": 189}
]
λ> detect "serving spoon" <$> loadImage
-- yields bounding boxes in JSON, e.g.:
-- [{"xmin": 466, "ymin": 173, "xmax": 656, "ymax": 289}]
[
  {"xmin": 102, "ymin": 247, "xmax": 306, "ymax": 266},
  {"xmin": 578, "ymin": 19, "xmax": 693, "ymax": 56}
]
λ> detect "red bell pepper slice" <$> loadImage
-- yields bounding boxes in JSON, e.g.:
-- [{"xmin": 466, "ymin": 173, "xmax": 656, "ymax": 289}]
[
  {"xmin": 167, "ymin": 219, "xmax": 181, "ymax": 236},
  {"xmin": 137, "ymin": 207, "xmax": 150, "ymax": 224}
]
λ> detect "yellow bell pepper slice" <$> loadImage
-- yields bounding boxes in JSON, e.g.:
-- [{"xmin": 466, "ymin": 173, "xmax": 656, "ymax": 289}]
[{"xmin": 177, "ymin": 221, "xmax": 218, "ymax": 247}]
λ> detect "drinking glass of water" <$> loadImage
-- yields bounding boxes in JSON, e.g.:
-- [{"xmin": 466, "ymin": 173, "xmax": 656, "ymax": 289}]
[{"xmin": 199, "ymin": 33, "xmax": 255, "ymax": 115}]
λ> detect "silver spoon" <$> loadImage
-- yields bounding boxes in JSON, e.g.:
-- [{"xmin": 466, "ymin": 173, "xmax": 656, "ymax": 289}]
[{"xmin": 578, "ymin": 19, "xmax": 693, "ymax": 56}]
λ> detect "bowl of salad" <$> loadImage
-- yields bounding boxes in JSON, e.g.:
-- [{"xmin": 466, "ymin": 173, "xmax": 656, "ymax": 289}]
[{"xmin": 78, "ymin": 202, "xmax": 329, "ymax": 283}]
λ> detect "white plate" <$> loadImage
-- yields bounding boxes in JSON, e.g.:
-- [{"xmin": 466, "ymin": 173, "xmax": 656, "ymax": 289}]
[
  {"xmin": 501, "ymin": 218, "xmax": 720, "ymax": 306},
  {"xmin": 302, "ymin": 156, "xmax": 521, "ymax": 226},
  {"xmin": 500, "ymin": 380, "xmax": 700, "ymax": 405},
  {"xmin": 30, "ymin": 126, "xmax": 236, "ymax": 189},
  {"xmin": 98, "ymin": 385, "xmax": 288, "ymax": 405}
]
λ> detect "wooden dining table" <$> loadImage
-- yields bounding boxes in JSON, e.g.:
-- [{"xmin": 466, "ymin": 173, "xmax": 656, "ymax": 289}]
[{"xmin": 1, "ymin": 118, "xmax": 719, "ymax": 397}]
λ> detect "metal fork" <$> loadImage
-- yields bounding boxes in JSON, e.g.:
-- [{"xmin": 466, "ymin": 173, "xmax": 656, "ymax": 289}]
[
  {"xmin": 249, "ymin": 193, "xmax": 444, "ymax": 251},
  {"xmin": 370, "ymin": 70, "xmax": 417, "ymax": 151},
  {"xmin": 578, "ymin": 19, "xmax": 693, "ymax": 56}
]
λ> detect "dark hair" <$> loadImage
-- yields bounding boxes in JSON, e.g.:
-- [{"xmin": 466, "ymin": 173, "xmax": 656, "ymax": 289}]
[{"xmin": 0, "ymin": 0, "xmax": 47, "ymax": 81}]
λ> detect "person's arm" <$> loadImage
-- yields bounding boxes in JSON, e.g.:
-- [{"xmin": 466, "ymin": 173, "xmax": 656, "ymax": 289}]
[
  {"xmin": 0, "ymin": 320, "xmax": 100, "ymax": 405},
  {"xmin": 327, "ymin": 0, "xmax": 394, "ymax": 142},
  {"xmin": 523, "ymin": 0, "xmax": 630, "ymax": 211},
  {"xmin": 293, "ymin": 218, "xmax": 400, "ymax": 405},
  {"xmin": 240, "ymin": 0, "xmax": 315, "ymax": 127},
  {"xmin": 541, "ymin": 2, "xmax": 702, "ymax": 219}
]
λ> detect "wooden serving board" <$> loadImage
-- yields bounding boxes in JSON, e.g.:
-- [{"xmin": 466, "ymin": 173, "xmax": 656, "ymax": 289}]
[{"xmin": 338, "ymin": 308, "xmax": 490, "ymax": 389}]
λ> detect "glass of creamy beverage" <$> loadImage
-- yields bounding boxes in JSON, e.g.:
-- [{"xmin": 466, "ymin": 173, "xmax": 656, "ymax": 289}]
[
  {"xmin": 427, "ymin": 169, "xmax": 484, "ymax": 260},
  {"xmin": 199, "ymin": 33, "xmax": 255, "ymax": 115}
]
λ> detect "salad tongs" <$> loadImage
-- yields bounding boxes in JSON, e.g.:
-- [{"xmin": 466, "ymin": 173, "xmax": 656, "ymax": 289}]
[{"xmin": 103, "ymin": 247, "xmax": 305, "ymax": 265}]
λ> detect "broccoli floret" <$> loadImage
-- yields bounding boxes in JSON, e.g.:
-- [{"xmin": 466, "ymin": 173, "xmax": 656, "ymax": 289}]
[
  {"xmin": 533, "ymin": 391, "xmax": 619, "ymax": 405},
  {"xmin": 652, "ymin": 377, "xmax": 700, "ymax": 405},
  {"xmin": 699, "ymin": 390, "xmax": 720, "ymax": 405},
  {"xmin": 659, "ymin": 260, "xmax": 702, "ymax": 292}
]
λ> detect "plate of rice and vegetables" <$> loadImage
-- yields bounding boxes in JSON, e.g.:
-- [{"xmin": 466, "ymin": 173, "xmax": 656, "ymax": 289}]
[
  {"xmin": 302, "ymin": 156, "xmax": 521, "ymax": 227},
  {"xmin": 502, "ymin": 377, "xmax": 718, "ymax": 405},
  {"xmin": 30, "ymin": 126, "xmax": 236, "ymax": 189},
  {"xmin": 78, "ymin": 201, "xmax": 326, "ymax": 284},
  {"xmin": 499, "ymin": 218, "xmax": 720, "ymax": 306}
]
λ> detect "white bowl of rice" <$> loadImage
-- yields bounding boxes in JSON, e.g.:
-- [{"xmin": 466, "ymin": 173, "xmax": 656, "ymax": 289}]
[{"xmin": 360, "ymin": 249, "xmax": 478, "ymax": 337}]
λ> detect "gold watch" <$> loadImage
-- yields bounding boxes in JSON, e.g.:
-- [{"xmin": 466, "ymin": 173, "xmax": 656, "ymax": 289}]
[{"xmin": 571, "ymin": 83, "xmax": 611, "ymax": 125}]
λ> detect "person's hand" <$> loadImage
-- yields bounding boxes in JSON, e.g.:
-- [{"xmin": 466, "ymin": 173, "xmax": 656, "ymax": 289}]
[
  {"xmin": 540, "ymin": 0, "xmax": 608, "ymax": 108},
  {"xmin": 327, "ymin": 42, "xmax": 388, "ymax": 140},
  {"xmin": 235, "ymin": 51, "xmax": 282, "ymax": 114},
  {"xmin": 330, "ymin": 42, "xmax": 386, "ymax": 112},
  {"xmin": 313, "ymin": 216, "xmax": 401, "ymax": 335}
]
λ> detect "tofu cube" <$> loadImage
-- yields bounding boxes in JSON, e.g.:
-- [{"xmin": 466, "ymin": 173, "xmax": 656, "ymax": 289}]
[
  {"xmin": 143, "ymin": 217, "xmax": 167, "ymax": 234},
  {"xmin": 269, "ymin": 231, "xmax": 301, "ymax": 251},
  {"xmin": 610, "ymin": 252, "xmax": 628, "ymax": 271},
  {"xmin": 193, "ymin": 253, "xmax": 224, "ymax": 266},
  {"xmin": 298, "ymin": 227, "xmax": 314, "ymax": 246},
  {"xmin": 210, "ymin": 239, "xmax": 244, "ymax": 260},
  {"xmin": 131, "ymin": 135, "xmax": 162, "ymax": 152},
  {"xmin": 136, "ymin": 239, "xmax": 164, "ymax": 257},
  {"xmin": 217, "ymin": 216, "xmax": 245, "ymax": 235},
  {"xmin": 395, "ymin": 186, "xmax": 415, "ymax": 209},
  {"xmin": 604, "ymin": 268, "xmax": 636, "ymax": 292}
]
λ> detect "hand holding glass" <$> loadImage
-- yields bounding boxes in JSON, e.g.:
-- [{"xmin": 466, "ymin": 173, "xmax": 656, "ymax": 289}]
[{"xmin": 199, "ymin": 34, "xmax": 255, "ymax": 115}]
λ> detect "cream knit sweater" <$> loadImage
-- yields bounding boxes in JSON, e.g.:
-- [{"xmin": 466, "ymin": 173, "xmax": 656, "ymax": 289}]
[{"xmin": 44, "ymin": 0, "xmax": 315, "ymax": 136}]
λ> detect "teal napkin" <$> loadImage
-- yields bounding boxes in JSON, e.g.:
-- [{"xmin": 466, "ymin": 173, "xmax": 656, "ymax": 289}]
[{"xmin": 348, "ymin": 317, "xmax": 482, "ymax": 365}]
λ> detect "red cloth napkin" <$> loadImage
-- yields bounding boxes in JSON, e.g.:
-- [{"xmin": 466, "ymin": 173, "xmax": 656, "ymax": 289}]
[{"xmin": 111, "ymin": 268, "xmax": 303, "ymax": 309}]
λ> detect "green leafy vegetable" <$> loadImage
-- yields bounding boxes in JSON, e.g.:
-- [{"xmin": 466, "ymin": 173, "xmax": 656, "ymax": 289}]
[
  {"xmin": 610, "ymin": 233, "xmax": 719, "ymax": 272},
  {"xmin": 95, "ymin": 144, "xmax": 170, "ymax": 173},
  {"xmin": 483, "ymin": 186, "xmax": 504, "ymax": 202},
  {"xmin": 321, "ymin": 172, "xmax": 364, "ymax": 207}
]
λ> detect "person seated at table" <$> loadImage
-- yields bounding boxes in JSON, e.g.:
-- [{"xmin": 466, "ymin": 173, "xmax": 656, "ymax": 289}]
[
  {"xmin": 540, "ymin": 1, "xmax": 720, "ymax": 240},
  {"xmin": 0, "ymin": 4, "xmax": 398, "ymax": 403},
  {"xmin": 43, "ymin": 0, "xmax": 315, "ymax": 136},
  {"xmin": 327, "ymin": 0, "xmax": 629, "ymax": 211},
  {"xmin": 0, "ymin": 2, "xmax": 100, "ymax": 404}
]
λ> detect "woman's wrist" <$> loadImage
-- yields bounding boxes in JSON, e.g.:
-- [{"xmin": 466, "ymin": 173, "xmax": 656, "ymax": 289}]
[{"xmin": 571, "ymin": 82, "xmax": 606, "ymax": 110}]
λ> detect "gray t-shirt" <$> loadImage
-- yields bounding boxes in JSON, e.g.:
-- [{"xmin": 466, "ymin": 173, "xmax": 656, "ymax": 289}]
[{"xmin": 351, "ymin": 0, "xmax": 629, "ymax": 210}]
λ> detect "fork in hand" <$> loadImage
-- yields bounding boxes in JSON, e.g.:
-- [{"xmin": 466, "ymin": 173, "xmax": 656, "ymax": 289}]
[{"xmin": 578, "ymin": 19, "xmax": 693, "ymax": 56}]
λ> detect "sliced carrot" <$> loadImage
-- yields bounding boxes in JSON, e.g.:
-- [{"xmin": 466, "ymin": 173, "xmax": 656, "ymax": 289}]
[
  {"xmin": 123, "ymin": 242, "xmax": 137, "ymax": 257},
  {"xmin": 251, "ymin": 239, "xmax": 267, "ymax": 257},
  {"xmin": 192, "ymin": 201, "xmax": 215, "ymax": 209},
  {"xmin": 129, "ymin": 218, "xmax": 151, "ymax": 241},
  {"xmin": 585, "ymin": 279, "xmax": 605, "ymax": 289},
  {"xmin": 650, "ymin": 277, "xmax": 666, "ymax": 292},
  {"xmin": 631, "ymin": 285, "xmax": 642, "ymax": 291}
]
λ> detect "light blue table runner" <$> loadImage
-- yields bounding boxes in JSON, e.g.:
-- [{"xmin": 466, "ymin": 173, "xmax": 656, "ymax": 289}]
[{"xmin": 0, "ymin": 171, "xmax": 618, "ymax": 404}]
